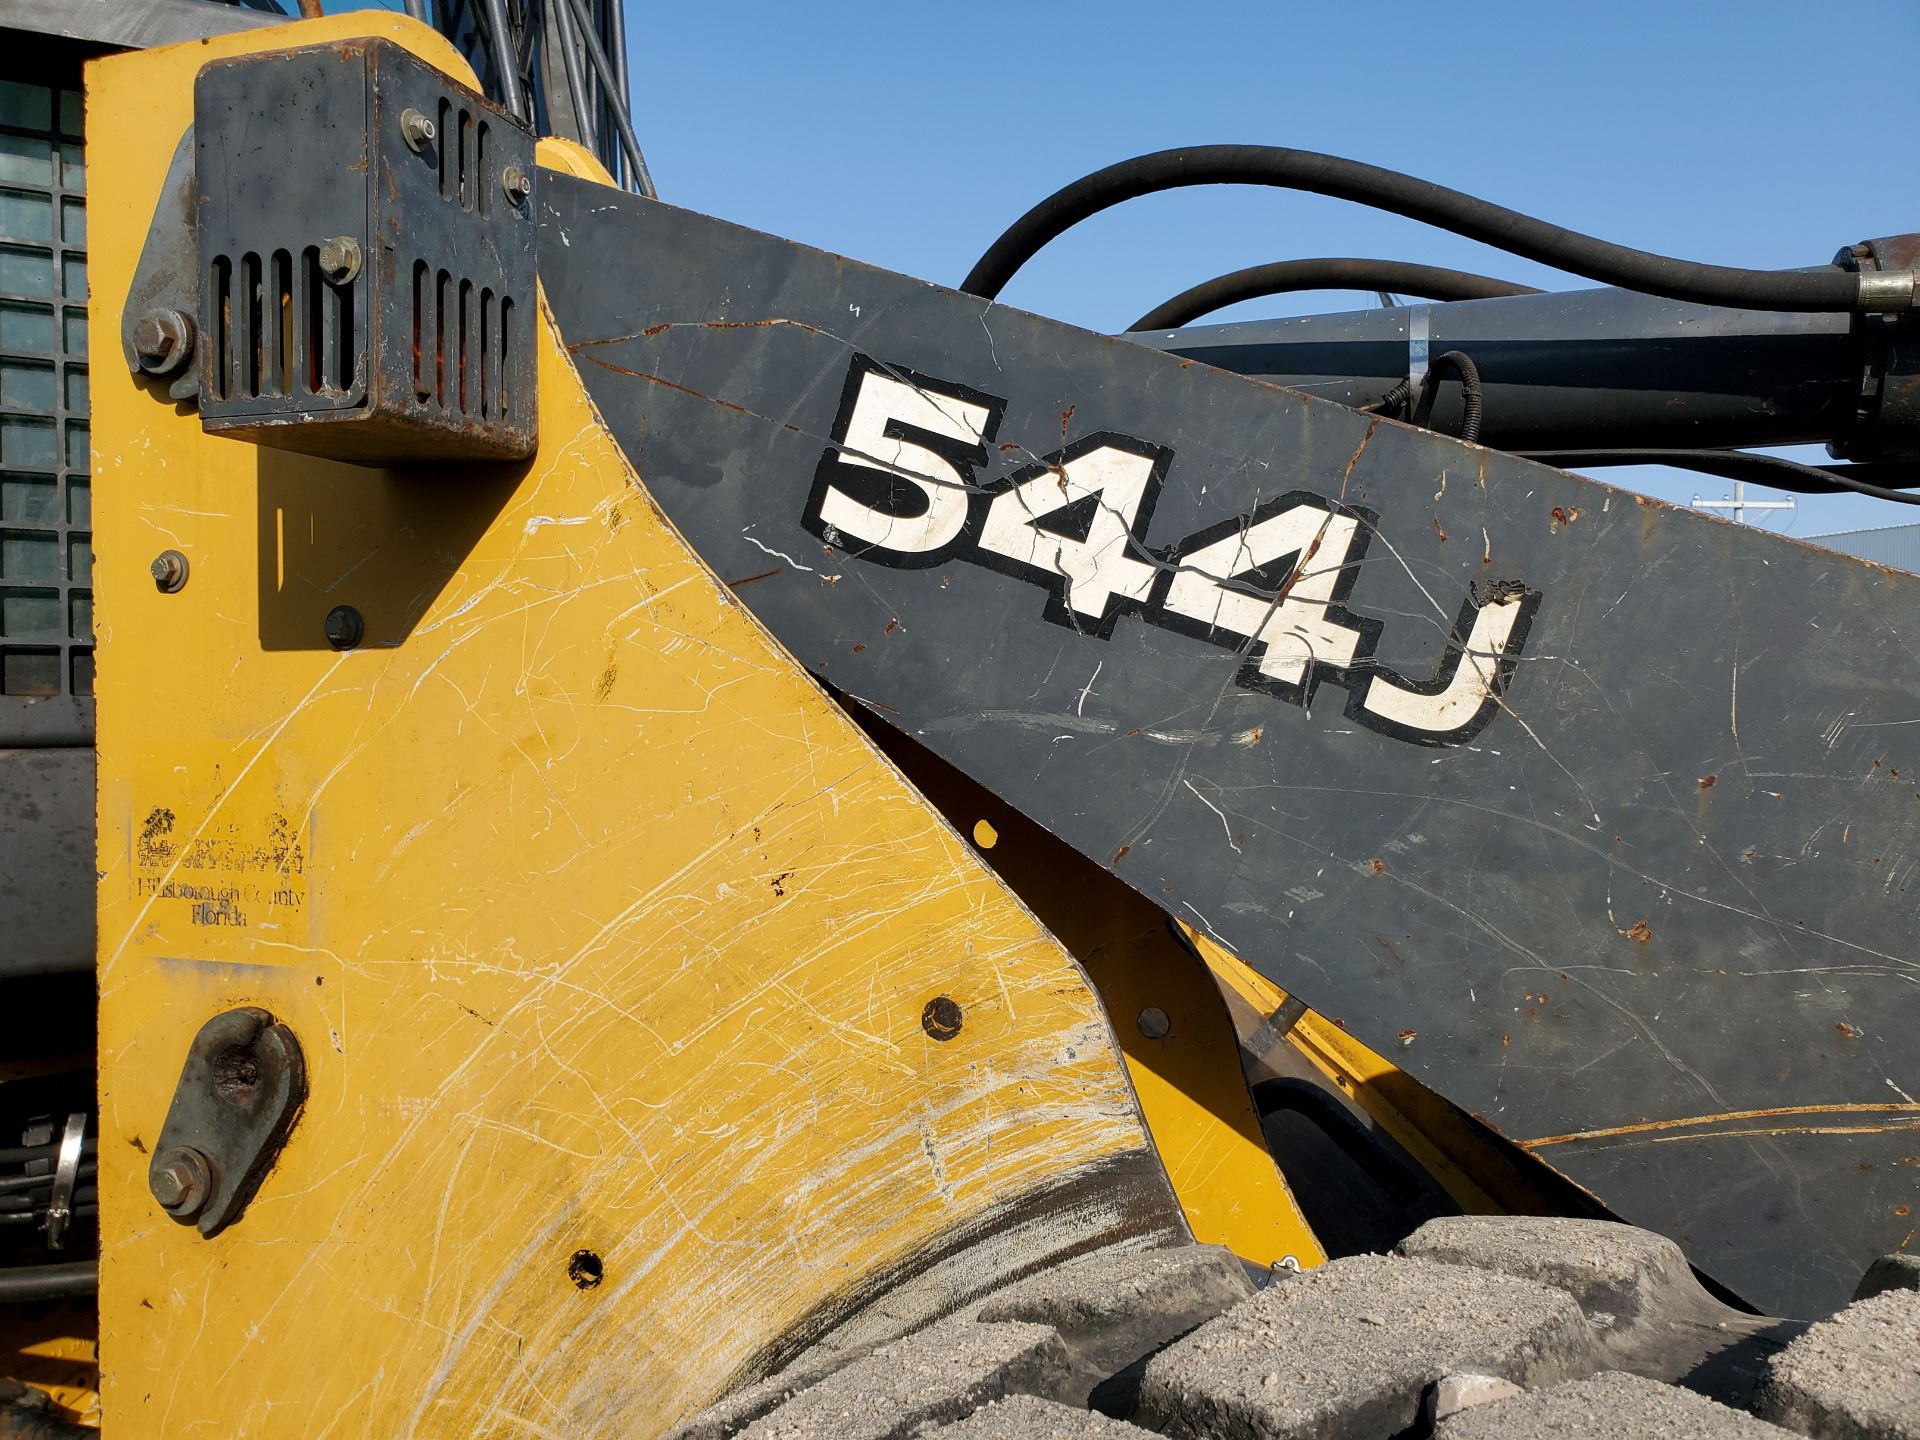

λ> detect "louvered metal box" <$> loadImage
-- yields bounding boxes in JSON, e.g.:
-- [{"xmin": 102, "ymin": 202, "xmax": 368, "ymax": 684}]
[{"xmin": 193, "ymin": 38, "xmax": 536, "ymax": 464}]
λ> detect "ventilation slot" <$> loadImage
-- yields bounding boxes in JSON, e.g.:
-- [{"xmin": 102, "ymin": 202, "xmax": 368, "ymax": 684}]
[
  {"xmin": 301, "ymin": 247, "xmax": 355, "ymax": 397},
  {"xmin": 271, "ymin": 250, "xmax": 293, "ymax": 397},
  {"xmin": 458, "ymin": 107, "xmax": 474, "ymax": 211},
  {"xmin": 477, "ymin": 121, "xmax": 491, "ymax": 217},
  {"xmin": 498, "ymin": 295, "xmax": 513, "ymax": 420},
  {"xmin": 479, "ymin": 287, "xmax": 493, "ymax": 419},
  {"xmin": 209, "ymin": 254, "xmax": 232, "ymax": 402},
  {"xmin": 412, "ymin": 259, "xmax": 430, "ymax": 400},
  {"xmin": 436, "ymin": 96, "xmax": 453, "ymax": 203},
  {"xmin": 457, "ymin": 277, "xmax": 473, "ymax": 414}
]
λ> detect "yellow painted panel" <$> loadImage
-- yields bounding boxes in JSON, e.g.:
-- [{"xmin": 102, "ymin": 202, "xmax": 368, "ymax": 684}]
[
  {"xmin": 90, "ymin": 19, "xmax": 1170, "ymax": 1436},
  {"xmin": 854, "ymin": 720, "xmax": 1325, "ymax": 1271},
  {"xmin": 0, "ymin": 1301, "xmax": 97, "ymax": 1428}
]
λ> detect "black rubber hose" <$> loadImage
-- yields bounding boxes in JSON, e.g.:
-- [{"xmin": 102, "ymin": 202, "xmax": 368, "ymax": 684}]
[
  {"xmin": 0, "ymin": 1163, "xmax": 93, "ymax": 1194},
  {"xmin": 1525, "ymin": 449, "xmax": 1920, "ymax": 506},
  {"xmin": 1414, "ymin": 351, "xmax": 1485, "ymax": 444},
  {"xmin": 1130, "ymin": 258, "xmax": 1540, "ymax": 330},
  {"xmin": 0, "ymin": 1262, "xmax": 94, "ymax": 1302},
  {"xmin": 962, "ymin": 147, "xmax": 1867, "ymax": 313},
  {"xmin": 0, "ymin": 1141, "xmax": 94, "ymax": 1167},
  {"xmin": 0, "ymin": 1187, "xmax": 96, "ymax": 1216}
]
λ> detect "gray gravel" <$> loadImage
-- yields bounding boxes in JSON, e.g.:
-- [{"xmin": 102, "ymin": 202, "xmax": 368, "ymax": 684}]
[
  {"xmin": 1436, "ymin": 1371, "xmax": 1796, "ymax": 1439},
  {"xmin": 740, "ymin": 1318, "xmax": 1069, "ymax": 1440},
  {"xmin": 1135, "ymin": 1252, "xmax": 1602, "ymax": 1440},
  {"xmin": 927, "ymin": 1395, "xmax": 1158, "ymax": 1437},
  {"xmin": 975, "ymin": 1243, "xmax": 1252, "ymax": 1343},
  {"xmin": 1752, "ymin": 1289, "xmax": 1920, "ymax": 1440},
  {"xmin": 1397, "ymin": 1215, "xmax": 1701, "ymax": 1322}
]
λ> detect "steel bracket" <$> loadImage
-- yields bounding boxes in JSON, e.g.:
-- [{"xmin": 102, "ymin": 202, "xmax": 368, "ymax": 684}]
[
  {"xmin": 120, "ymin": 129, "xmax": 201, "ymax": 403},
  {"xmin": 148, "ymin": 1008, "xmax": 306, "ymax": 1238}
]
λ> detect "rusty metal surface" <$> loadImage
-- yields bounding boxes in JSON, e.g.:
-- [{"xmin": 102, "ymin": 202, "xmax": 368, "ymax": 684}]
[
  {"xmin": 193, "ymin": 39, "xmax": 538, "ymax": 462},
  {"xmin": 540, "ymin": 178, "xmax": 1920, "ymax": 1317}
]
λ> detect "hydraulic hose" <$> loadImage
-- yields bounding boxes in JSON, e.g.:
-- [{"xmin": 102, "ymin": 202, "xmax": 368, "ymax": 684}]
[
  {"xmin": 1526, "ymin": 449, "xmax": 1920, "ymax": 506},
  {"xmin": 1130, "ymin": 258, "xmax": 1538, "ymax": 330},
  {"xmin": 0, "ymin": 1262, "xmax": 94, "ymax": 1303},
  {"xmin": 963, "ymin": 147, "xmax": 1887, "ymax": 313},
  {"xmin": 1415, "ymin": 351, "xmax": 1484, "ymax": 444}
]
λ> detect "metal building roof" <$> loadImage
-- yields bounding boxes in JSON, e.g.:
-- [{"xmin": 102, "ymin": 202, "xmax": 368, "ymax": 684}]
[{"xmin": 1809, "ymin": 521, "xmax": 1920, "ymax": 573}]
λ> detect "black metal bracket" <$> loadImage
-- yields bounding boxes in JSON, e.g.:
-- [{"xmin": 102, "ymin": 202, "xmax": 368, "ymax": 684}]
[{"xmin": 148, "ymin": 1008, "xmax": 306, "ymax": 1238}]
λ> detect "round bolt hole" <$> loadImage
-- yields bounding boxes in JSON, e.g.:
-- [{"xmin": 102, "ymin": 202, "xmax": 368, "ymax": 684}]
[
  {"xmin": 921, "ymin": 995, "xmax": 963, "ymax": 1042},
  {"xmin": 324, "ymin": 604, "xmax": 365, "ymax": 651},
  {"xmin": 567, "ymin": 1249, "xmax": 604, "ymax": 1289},
  {"xmin": 1135, "ymin": 1006, "xmax": 1171, "ymax": 1040},
  {"xmin": 150, "ymin": 549, "xmax": 189, "ymax": 594}
]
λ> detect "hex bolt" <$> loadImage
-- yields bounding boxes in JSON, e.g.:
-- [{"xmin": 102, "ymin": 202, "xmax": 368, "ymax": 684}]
[
  {"xmin": 399, "ymin": 106, "xmax": 437, "ymax": 151},
  {"xmin": 150, "ymin": 549, "xmax": 190, "ymax": 594},
  {"xmin": 131, "ymin": 307, "xmax": 195, "ymax": 377},
  {"xmin": 317, "ymin": 235, "xmax": 363, "ymax": 286},
  {"xmin": 324, "ymin": 604, "xmax": 365, "ymax": 651},
  {"xmin": 151, "ymin": 1146, "xmax": 213, "ymax": 1220},
  {"xmin": 500, "ymin": 164, "xmax": 532, "ymax": 207}
]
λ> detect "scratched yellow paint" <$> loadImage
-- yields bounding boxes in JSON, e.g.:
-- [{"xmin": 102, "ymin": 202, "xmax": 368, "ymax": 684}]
[
  {"xmin": 854, "ymin": 721, "xmax": 1326, "ymax": 1270},
  {"xmin": 91, "ymin": 18, "xmax": 1166, "ymax": 1435}
]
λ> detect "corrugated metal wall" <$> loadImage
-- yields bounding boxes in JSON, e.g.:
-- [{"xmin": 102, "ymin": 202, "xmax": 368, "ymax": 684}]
[{"xmin": 1810, "ymin": 521, "xmax": 1920, "ymax": 573}]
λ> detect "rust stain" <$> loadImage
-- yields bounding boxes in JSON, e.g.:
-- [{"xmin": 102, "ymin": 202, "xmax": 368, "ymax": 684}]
[
  {"xmin": 1368, "ymin": 858, "xmax": 1386, "ymax": 875},
  {"xmin": 1524, "ymin": 1101, "xmax": 1920, "ymax": 1150},
  {"xmin": 1836, "ymin": 1020, "xmax": 1862, "ymax": 1038},
  {"xmin": 1698, "ymin": 774, "xmax": 1717, "ymax": 790},
  {"xmin": 1549, "ymin": 505, "xmax": 1580, "ymax": 534},
  {"xmin": 883, "ymin": 618, "xmax": 900, "ymax": 636},
  {"xmin": 1337, "ymin": 418, "xmax": 1380, "ymax": 499},
  {"xmin": 1620, "ymin": 918, "xmax": 1653, "ymax": 944},
  {"xmin": 726, "ymin": 567, "xmax": 783, "ymax": 588},
  {"xmin": 575, "ymin": 353, "xmax": 753, "ymax": 418},
  {"xmin": 1432, "ymin": 516, "xmax": 1449, "ymax": 543},
  {"xmin": 1396, "ymin": 1029, "xmax": 1417, "ymax": 1048},
  {"xmin": 1111, "ymin": 843, "xmax": 1132, "ymax": 866}
]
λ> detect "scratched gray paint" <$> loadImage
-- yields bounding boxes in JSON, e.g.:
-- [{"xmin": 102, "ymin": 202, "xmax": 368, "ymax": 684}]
[{"xmin": 539, "ymin": 177, "xmax": 1919, "ymax": 1319}]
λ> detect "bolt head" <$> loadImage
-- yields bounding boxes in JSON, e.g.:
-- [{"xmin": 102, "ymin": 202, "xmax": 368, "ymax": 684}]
[
  {"xmin": 317, "ymin": 235, "xmax": 363, "ymax": 285},
  {"xmin": 151, "ymin": 1146, "xmax": 212, "ymax": 1219},
  {"xmin": 400, "ymin": 107, "xmax": 437, "ymax": 150},
  {"xmin": 132, "ymin": 307, "xmax": 195, "ymax": 376},
  {"xmin": 1136, "ymin": 1006, "xmax": 1171, "ymax": 1040},
  {"xmin": 500, "ymin": 164, "xmax": 531, "ymax": 206},
  {"xmin": 150, "ymin": 549, "xmax": 189, "ymax": 593},
  {"xmin": 324, "ymin": 604, "xmax": 365, "ymax": 651}
]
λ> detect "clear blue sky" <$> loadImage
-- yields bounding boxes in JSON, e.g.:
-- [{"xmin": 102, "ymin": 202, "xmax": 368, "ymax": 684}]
[{"xmin": 351, "ymin": 0, "xmax": 1914, "ymax": 535}]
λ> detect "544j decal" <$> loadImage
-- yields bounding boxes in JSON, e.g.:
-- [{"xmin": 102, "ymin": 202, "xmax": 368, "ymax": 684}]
[{"xmin": 802, "ymin": 355, "xmax": 1539, "ymax": 747}]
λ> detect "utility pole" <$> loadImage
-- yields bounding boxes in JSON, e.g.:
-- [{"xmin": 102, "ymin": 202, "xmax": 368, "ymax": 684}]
[{"xmin": 1693, "ymin": 480, "xmax": 1795, "ymax": 526}]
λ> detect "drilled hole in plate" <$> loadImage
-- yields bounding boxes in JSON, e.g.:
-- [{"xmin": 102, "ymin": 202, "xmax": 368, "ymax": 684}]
[
  {"xmin": 567, "ymin": 1249, "xmax": 604, "ymax": 1290},
  {"xmin": 921, "ymin": 996, "xmax": 963, "ymax": 1041}
]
